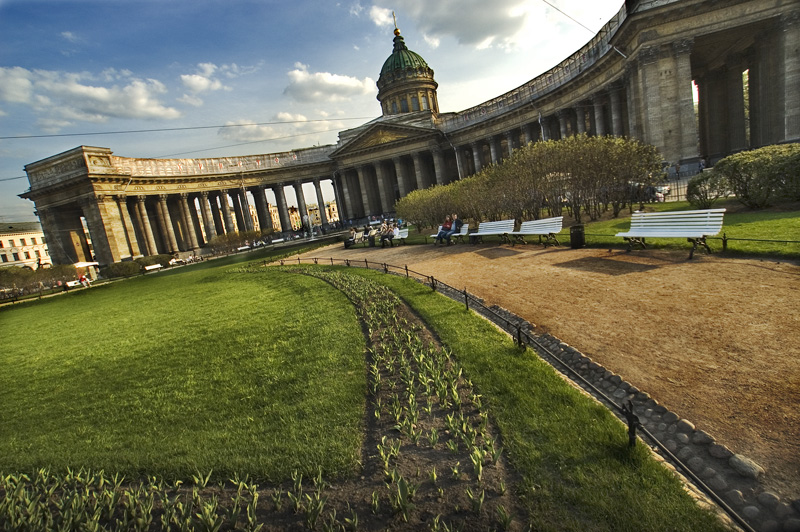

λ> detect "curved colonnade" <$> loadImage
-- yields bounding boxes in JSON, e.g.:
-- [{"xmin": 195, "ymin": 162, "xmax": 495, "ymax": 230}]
[{"xmin": 22, "ymin": 0, "xmax": 800, "ymax": 265}]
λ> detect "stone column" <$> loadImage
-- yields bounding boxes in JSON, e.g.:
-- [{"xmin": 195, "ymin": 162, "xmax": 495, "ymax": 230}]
[
  {"xmin": 218, "ymin": 190, "xmax": 236, "ymax": 233},
  {"xmin": 540, "ymin": 116, "xmax": 550, "ymax": 141},
  {"xmin": 238, "ymin": 189, "xmax": 254, "ymax": 232},
  {"xmin": 639, "ymin": 46, "xmax": 664, "ymax": 150},
  {"xmin": 179, "ymin": 193, "xmax": 200, "ymax": 249},
  {"xmin": 274, "ymin": 185, "xmax": 292, "ymax": 232},
  {"xmin": 209, "ymin": 193, "xmax": 225, "ymax": 235},
  {"xmin": 230, "ymin": 191, "xmax": 245, "ymax": 232},
  {"xmin": 252, "ymin": 186, "xmax": 272, "ymax": 232},
  {"xmin": 157, "ymin": 194, "xmax": 179, "ymax": 253},
  {"xmin": 199, "ymin": 191, "xmax": 216, "ymax": 241},
  {"xmin": 373, "ymin": 164, "xmax": 392, "ymax": 214},
  {"xmin": 453, "ymin": 147, "xmax": 465, "ymax": 180},
  {"xmin": 610, "ymin": 83, "xmax": 625, "ymax": 136},
  {"xmin": 355, "ymin": 166, "xmax": 374, "ymax": 216},
  {"xmin": 293, "ymin": 182, "xmax": 308, "ymax": 229},
  {"xmin": 136, "ymin": 196, "xmax": 158, "ymax": 255},
  {"xmin": 726, "ymin": 54, "xmax": 748, "ymax": 153},
  {"xmin": 576, "ymin": 106, "xmax": 587, "ymax": 135},
  {"xmin": 470, "ymin": 141, "xmax": 483, "ymax": 173},
  {"xmin": 674, "ymin": 39, "xmax": 700, "ymax": 161},
  {"xmin": 334, "ymin": 172, "xmax": 353, "ymax": 220},
  {"xmin": 557, "ymin": 110, "xmax": 570, "ymax": 139},
  {"xmin": 783, "ymin": 10, "xmax": 800, "ymax": 141},
  {"xmin": 431, "ymin": 147, "xmax": 446, "ymax": 185},
  {"xmin": 489, "ymin": 136, "xmax": 500, "ymax": 164},
  {"xmin": 410, "ymin": 152, "xmax": 425, "ymax": 190},
  {"xmin": 592, "ymin": 94, "xmax": 606, "ymax": 136},
  {"xmin": 36, "ymin": 207, "xmax": 72, "ymax": 265},
  {"xmin": 393, "ymin": 157, "xmax": 409, "ymax": 197},
  {"xmin": 116, "ymin": 195, "xmax": 140, "ymax": 257},
  {"xmin": 505, "ymin": 131, "xmax": 515, "ymax": 156},
  {"xmin": 313, "ymin": 179, "xmax": 328, "ymax": 226},
  {"xmin": 522, "ymin": 123, "xmax": 533, "ymax": 145}
]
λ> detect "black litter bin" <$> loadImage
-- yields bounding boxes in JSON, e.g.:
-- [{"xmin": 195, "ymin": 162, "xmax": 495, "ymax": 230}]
[{"xmin": 570, "ymin": 224, "xmax": 585, "ymax": 249}]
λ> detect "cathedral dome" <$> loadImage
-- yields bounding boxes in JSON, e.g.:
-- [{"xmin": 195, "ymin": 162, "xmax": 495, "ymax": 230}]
[{"xmin": 376, "ymin": 26, "xmax": 439, "ymax": 116}]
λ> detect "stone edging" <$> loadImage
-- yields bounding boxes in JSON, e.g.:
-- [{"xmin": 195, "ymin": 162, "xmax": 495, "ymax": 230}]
[{"xmin": 432, "ymin": 283, "xmax": 800, "ymax": 532}]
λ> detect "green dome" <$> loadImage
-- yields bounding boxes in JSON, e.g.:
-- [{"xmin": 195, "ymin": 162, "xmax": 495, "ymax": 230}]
[{"xmin": 379, "ymin": 33, "xmax": 430, "ymax": 78}]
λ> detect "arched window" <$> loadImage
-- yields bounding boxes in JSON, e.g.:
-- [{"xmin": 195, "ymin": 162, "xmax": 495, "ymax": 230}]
[
  {"xmin": 391, "ymin": 101, "xmax": 398, "ymax": 114},
  {"xmin": 400, "ymin": 98, "xmax": 409, "ymax": 113},
  {"xmin": 411, "ymin": 96, "xmax": 420, "ymax": 111},
  {"xmin": 421, "ymin": 94, "xmax": 429, "ymax": 110}
]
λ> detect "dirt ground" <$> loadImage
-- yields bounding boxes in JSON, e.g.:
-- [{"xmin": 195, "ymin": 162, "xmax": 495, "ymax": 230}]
[{"xmin": 299, "ymin": 240, "xmax": 800, "ymax": 502}]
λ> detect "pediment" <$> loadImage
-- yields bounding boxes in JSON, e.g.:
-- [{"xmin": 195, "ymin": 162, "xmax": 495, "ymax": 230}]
[{"xmin": 330, "ymin": 122, "xmax": 440, "ymax": 158}]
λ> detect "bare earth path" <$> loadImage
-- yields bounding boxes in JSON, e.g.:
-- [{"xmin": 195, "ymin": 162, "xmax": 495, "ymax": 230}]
[{"xmin": 298, "ymin": 241, "xmax": 800, "ymax": 501}]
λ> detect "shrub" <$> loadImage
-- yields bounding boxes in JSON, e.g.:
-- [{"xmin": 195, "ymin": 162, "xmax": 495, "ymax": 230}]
[
  {"xmin": 686, "ymin": 170, "xmax": 730, "ymax": 208},
  {"xmin": 713, "ymin": 144, "xmax": 800, "ymax": 208},
  {"xmin": 135, "ymin": 254, "xmax": 172, "ymax": 269},
  {"xmin": 100, "ymin": 261, "xmax": 142, "ymax": 279}
]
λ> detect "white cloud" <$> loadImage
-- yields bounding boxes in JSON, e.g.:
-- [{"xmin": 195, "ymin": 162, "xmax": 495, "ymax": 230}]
[
  {"xmin": 0, "ymin": 66, "xmax": 181, "ymax": 128},
  {"xmin": 369, "ymin": 6, "xmax": 393, "ymax": 26},
  {"xmin": 283, "ymin": 63, "xmax": 375, "ymax": 103},
  {"xmin": 219, "ymin": 114, "xmax": 347, "ymax": 144},
  {"xmin": 60, "ymin": 31, "xmax": 81, "ymax": 43}
]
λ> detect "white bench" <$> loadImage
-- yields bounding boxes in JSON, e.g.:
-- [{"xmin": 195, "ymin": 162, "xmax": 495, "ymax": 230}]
[
  {"xmin": 469, "ymin": 219, "xmax": 516, "ymax": 244},
  {"xmin": 508, "ymin": 217, "xmax": 563, "ymax": 247},
  {"xmin": 430, "ymin": 223, "xmax": 470, "ymax": 244},
  {"xmin": 66, "ymin": 280, "xmax": 82, "ymax": 287},
  {"xmin": 616, "ymin": 208, "xmax": 726, "ymax": 259},
  {"xmin": 144, "ymin": 263, "xmax": 162, "ymax": 272},
  {"xmin": 271, "ymin": 238, "xmax": 284, "ymax": 244},
  {"xmin": 396, "ymin": 228, "xmax": 409, "ymax": 244}
]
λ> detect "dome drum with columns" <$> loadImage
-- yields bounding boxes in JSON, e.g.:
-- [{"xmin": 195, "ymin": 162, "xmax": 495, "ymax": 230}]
[
  {"xmin": 21, "ymin": 0, "xmax": 800, "ymax": 266},
  {"xmin": 377, "ymin": 24, "xmax": 439, "ymax": 115}
]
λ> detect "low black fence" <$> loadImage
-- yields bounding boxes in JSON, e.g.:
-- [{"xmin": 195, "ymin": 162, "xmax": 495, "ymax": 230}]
[{"xmin": 273, "ymin": 255, "xmax": 757, "ymax": 532}]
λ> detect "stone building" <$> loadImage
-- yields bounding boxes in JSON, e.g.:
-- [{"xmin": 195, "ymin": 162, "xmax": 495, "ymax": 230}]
[
  {"xmin": 20, "ymin": 0, "xmax": 799, "ymax": 265},
  {"xmin": 0, "ymin": 222, "xmax": 52, "ymax": 269}
]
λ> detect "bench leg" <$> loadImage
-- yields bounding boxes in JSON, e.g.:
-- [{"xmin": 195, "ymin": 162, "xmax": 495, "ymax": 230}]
[
  {"xmin": 542, "ymin": 233, "xmax": 559, "ymax": 247},
  {"xmin": 513, "ymin": 235, "xmax": 527, "ymax": 246},
  {"xmin": 501, "ymin": 234, "xmax": 512, "ymax": 245},
  {"xmin": 624, "ymin": 237, "xmax": 646, "ymax": 251},
  {"xmin": 687, "ymin": 237, "xmax": 712, "ymax": 259}
]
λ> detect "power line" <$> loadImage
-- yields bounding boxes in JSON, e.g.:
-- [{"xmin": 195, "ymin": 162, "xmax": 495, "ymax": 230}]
[
  {"xmin": 156, "ymin": 127, "xmax": 344, "ymax": 157},
  {"xmin": 0, "ymin": 117, "xmax": 375, "ymax": 140}
]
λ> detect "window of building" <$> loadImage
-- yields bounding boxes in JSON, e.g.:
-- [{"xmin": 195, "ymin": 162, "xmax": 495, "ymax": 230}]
[
  {"xmin": 35, "ymin": 250, "xmax": 41, "ymax": 258},
  {"xmin": 391, "ymin": 101, "xmax": 398, "ymax": 114},
  {"xmin": 400, "ymin": 99, "xmax": 409, "ymax": 113},
  {"xmin": 24, "ymin": 252, "xmax": 31, "ymax": 259},
  {"xmin": 1, "ymin": 254, "xmax": 7, "ymax": 262},
  {"xmin": 411, "ymin": 96, "xmax": 420, "ymax": 111},
  {"xmin": 9, "ymin": 239, "xmax": 14, "ymax": 247},
  {"xmin": 20, "ymin": 238, "xmax": 26, "ymax": 246},
  {"xmin": 422, "ymin": 94, "xmax": 429, "ymax": 110},
  {"xmin": 12, "ymin": 253, "xmax": 20, "ymax": 261},
  {"xmin": 31, "ymin": 237, "xmax": 37, "ymax": 244}
]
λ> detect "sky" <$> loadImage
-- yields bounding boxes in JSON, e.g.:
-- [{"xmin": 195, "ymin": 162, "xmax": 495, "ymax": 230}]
[{"xmin": 0, "ymin": 0, "xmax": 624, "ymax": 222}]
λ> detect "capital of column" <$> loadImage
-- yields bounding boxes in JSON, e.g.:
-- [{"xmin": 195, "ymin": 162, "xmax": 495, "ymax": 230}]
[
  {"xmin": 158, "ymin": 194, "xmax": 169, "ymax": 203},
  {"xmin": 672, "ymin": 38, "xmax": 694, "ymax": 56},
  {"xmin": 639, "ymin": 46, "xmax": 660, "ymax": 65},
  {"xmin": 781, "ymin": 9, "xmax": 800, "ymax": 27},
  {"xmin": 114, "ymin": 194, "xmax": 127, "ymax": 201}
]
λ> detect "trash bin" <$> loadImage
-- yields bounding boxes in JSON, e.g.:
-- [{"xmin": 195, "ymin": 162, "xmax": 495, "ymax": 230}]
[{"xmin": 570, "ymin": 224, "xmax": 585, "ymax": 249}]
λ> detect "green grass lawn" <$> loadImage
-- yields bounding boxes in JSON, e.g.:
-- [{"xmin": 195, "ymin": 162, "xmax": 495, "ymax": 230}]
[
  {"xmin": 0, "ymin": 264, "xmax": 366, "ymax": 481},
  {"xmin": 1, "ymin": 253, "xmax": 734, "ymax": 531}
]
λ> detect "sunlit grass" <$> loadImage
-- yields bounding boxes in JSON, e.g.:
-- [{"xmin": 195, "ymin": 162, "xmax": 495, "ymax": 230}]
[{"xmin": 0, "ymin": 266, "xmax": 366, "ymax": 481}]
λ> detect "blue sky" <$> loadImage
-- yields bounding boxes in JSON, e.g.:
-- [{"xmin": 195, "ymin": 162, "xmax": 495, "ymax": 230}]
[{"xmin": 0, "ymin": 0, "xmax": 623, "ymax": 222}]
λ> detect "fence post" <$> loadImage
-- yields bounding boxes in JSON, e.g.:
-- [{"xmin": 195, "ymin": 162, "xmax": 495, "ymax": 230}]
[
  {"xmin": 346, "ymin": 259, "xmax": 350, "ymax": 267},
  {"xmin": 517, "ymin": 324, "xmax": 524, "ymax": 349},
  {"xmin": 405, "ymin": 265, "xmax": 409, "ymax": 277},
  {"xmin": 297, "ymin": 257, "xmax": 301, "ymax": 265},
  {"xmin": 430, "ymin": 276, "xmax": 437, "ymax": 291},
  {"xmin": 383, "ymin": 263, "xmax": 389, "ymax": 274},
  {"xmin": 330, "ymin": 258, "xmax": 334, "ymax": 265},
  {"xmin": 313, "ymin": 258, "xmax": 318, "ymax": 265},
  {"xmin": 280, "ymin": 259, "xmax": 285, "ymax": 266},
  {"xmin": 722, "ymin": 232, "xmax": 728, "ymax": 252},
  {"xmin": 464, "ymin": 287, "xmax": 469, "ymax": 311}
]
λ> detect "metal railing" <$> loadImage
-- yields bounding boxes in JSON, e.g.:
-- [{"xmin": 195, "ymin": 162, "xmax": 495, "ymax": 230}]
[{"xmin": 273, "ymin": 255, "xmax": 756, "ymax": 532}]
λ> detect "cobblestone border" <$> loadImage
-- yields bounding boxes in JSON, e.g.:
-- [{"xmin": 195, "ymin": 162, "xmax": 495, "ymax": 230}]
[{"xmin": 433, "ymin": 283, "xmax": 800, "ymax": 532}]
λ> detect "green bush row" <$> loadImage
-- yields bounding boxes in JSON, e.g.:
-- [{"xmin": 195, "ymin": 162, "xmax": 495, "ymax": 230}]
[
  {"xmin": 692, "ymin": 144, "xmax": 800, "ymax": 209},
  {"xmin": 396, "ymin": 134, "xmax": 664, "ymax": 228}
]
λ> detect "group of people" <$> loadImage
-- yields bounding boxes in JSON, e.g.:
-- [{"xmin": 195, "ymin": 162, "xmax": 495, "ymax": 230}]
[
  {"xmin": 344, "ymin": 221, "xmax": 401, "ymax": 249},
  {"xmin": 433, "ymin": 213, "xmax": 463, "ymax": 246}
]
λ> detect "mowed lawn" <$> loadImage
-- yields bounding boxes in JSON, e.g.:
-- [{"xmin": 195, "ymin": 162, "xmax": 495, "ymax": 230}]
[{"xmin": 0, "ymin": 265, "xmax": 366, "ymax": 481}]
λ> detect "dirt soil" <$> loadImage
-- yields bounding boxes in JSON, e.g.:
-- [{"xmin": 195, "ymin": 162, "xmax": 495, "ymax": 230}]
[{"xmin": 299, "ymin": 241, "xmax": 800, "ymax": 502}]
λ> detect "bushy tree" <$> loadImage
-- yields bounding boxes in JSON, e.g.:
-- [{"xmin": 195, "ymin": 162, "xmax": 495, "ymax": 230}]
[
  {"xmin": 713, "ymin": 144, "xmax": 800, "ymax": 208},
  {"xmin": 686, "ymin": 170, "xmax": 730, "ymax": 208}
]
